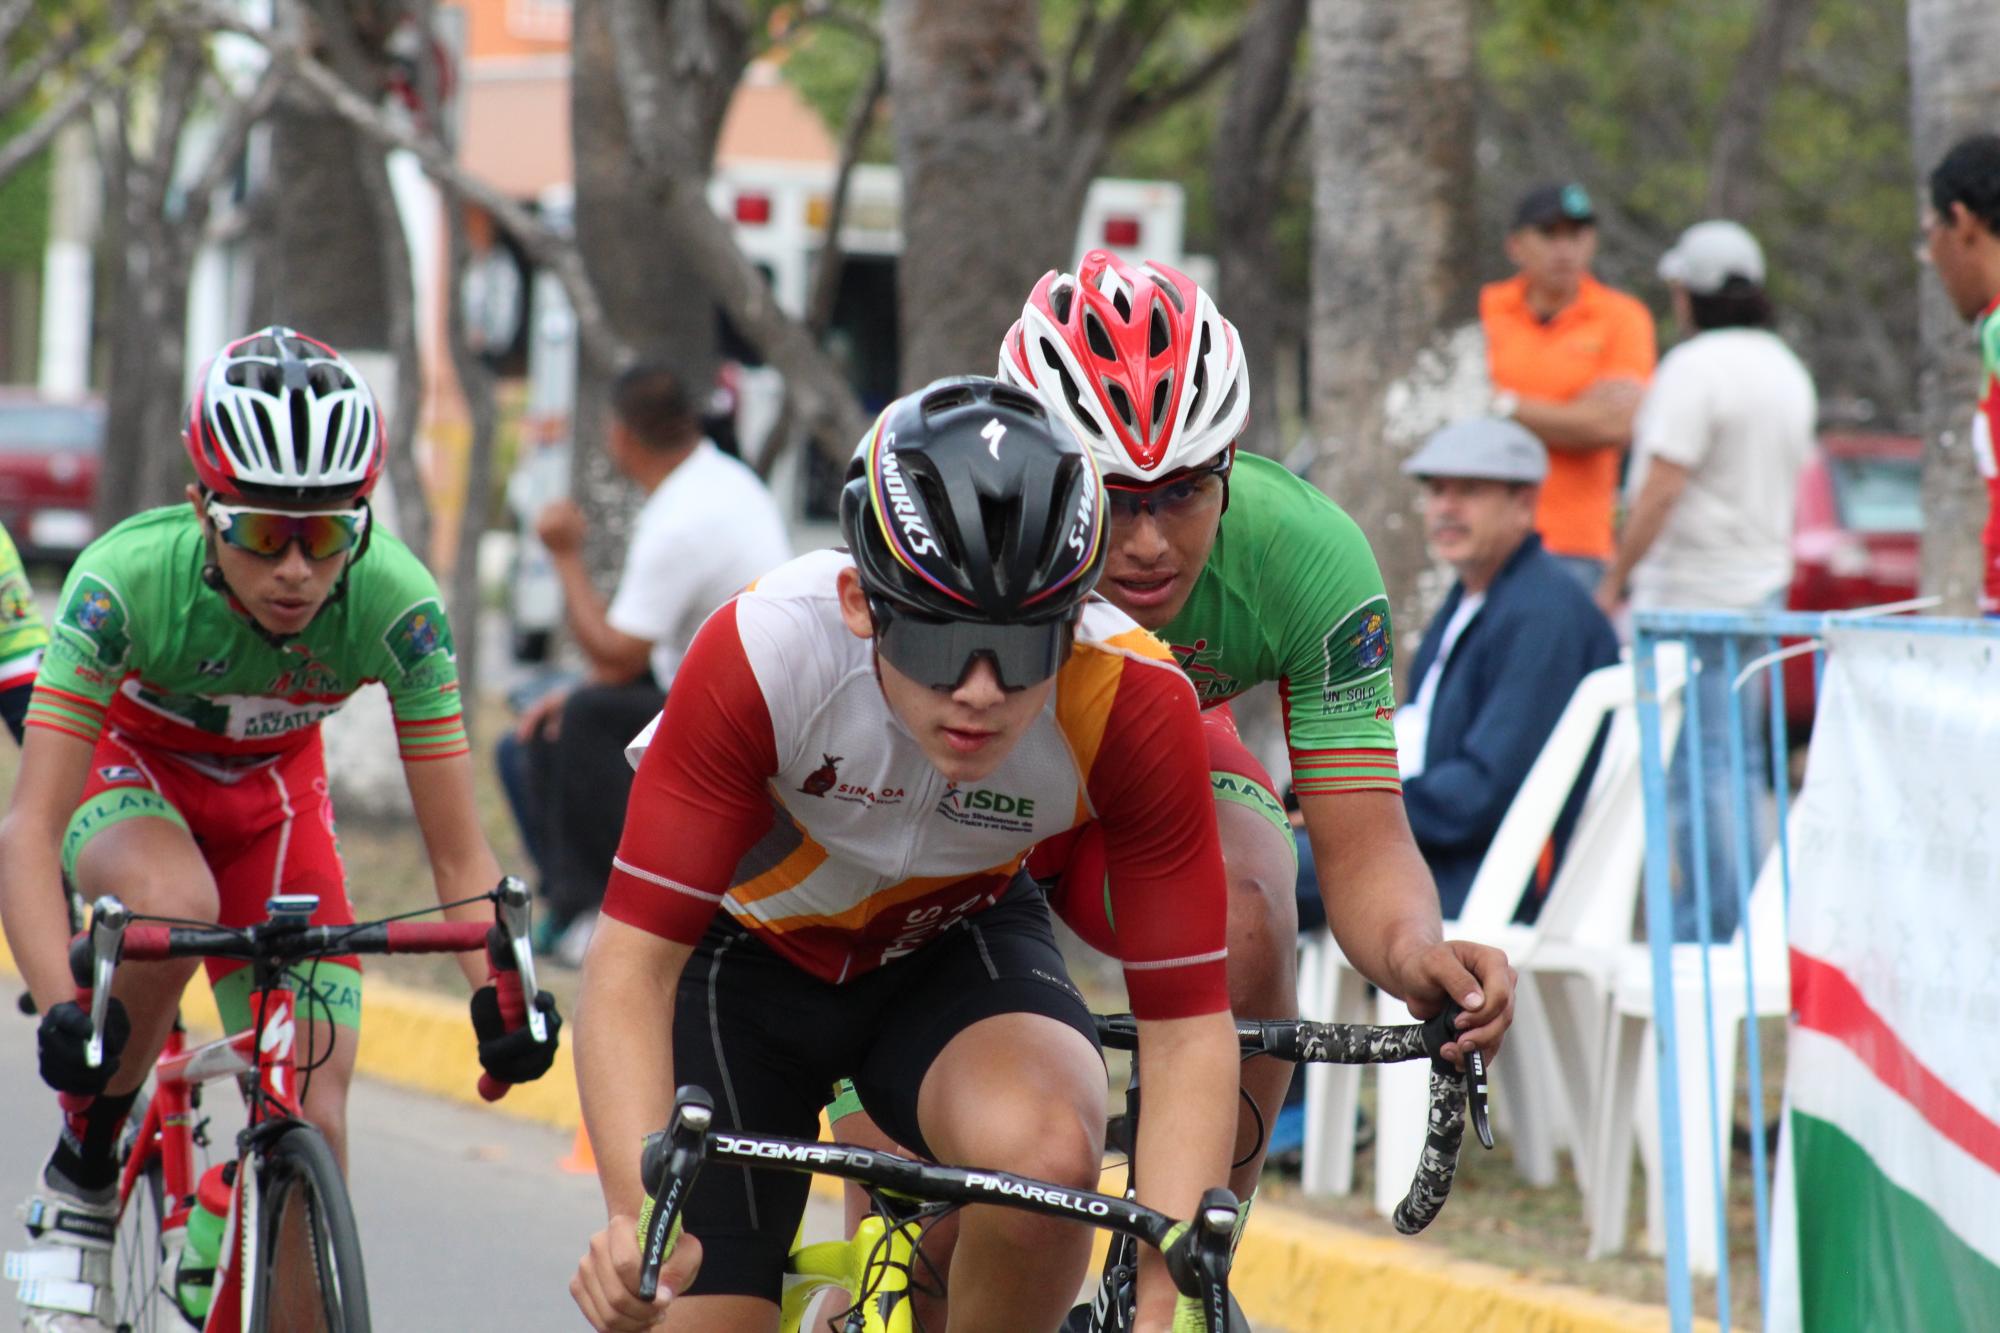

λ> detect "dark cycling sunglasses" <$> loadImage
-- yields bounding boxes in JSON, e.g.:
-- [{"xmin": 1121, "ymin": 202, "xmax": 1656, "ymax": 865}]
[
  {"xmin": 870, "ymin": 599, "xmax": 1075, "ymax": 692},
  {"xmin": 1104, "ymin": 454, "xmax": 1232, "ymax": 521},
  {"xmin": 205, "ymin": 500, "xmax": 369, "ymax": 561}
]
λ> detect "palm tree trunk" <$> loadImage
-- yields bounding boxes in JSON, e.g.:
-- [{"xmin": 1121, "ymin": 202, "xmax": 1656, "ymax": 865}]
[{"xmin": 1306, "ymin": 0, "xmax": 1482, "ymax": 663}]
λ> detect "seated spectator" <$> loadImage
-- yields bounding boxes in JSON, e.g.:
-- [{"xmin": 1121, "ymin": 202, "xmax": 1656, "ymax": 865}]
[
  {"xmin": 1397, "ymin": 418, "xmax": 1620, "ymax": 920},
  {"xmin": 498, "ymin": 363, "xmax": 791, "ymax": 958}
]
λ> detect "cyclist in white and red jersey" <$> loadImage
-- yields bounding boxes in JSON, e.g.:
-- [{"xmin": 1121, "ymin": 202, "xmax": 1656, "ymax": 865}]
[
  {"xmin": 1, "ymin": 329, "xmax": 560, "ymax": 1333},
  {"xmin": 998, "ymin": 252, "xmax": 1516, "ymax": 1193},
  {"xmin": 568, "ymin": 378, "xmax": 1237, "ymax": 1333}
]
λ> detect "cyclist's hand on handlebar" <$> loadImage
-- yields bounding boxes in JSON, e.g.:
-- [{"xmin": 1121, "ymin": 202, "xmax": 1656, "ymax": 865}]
[
  {"xmin": 570, "ymin": 1215, "xmax": 700, "ymax": 1332},
  {"xmin": 1394, "ymin": 940, "xmax": 1516, "ymax": 1065},
  {"xmin": 37, "ymin": 998, "xmax": 130, "ymax": 1096},
  {"xmin": 470, "ymin": 986, "xmax": 563, "ymax": 1083}
]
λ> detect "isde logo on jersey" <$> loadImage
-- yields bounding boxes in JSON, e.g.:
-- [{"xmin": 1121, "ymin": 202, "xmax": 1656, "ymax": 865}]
[{"xmin": 935, "ymin": 784, "xmax": 1037, "ymax": 834}]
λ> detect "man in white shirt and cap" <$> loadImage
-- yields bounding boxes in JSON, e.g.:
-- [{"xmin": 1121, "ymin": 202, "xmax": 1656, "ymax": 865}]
[{"xmin": 1599, "ymin": 219, "xmax": 1816, "ymax": 941}]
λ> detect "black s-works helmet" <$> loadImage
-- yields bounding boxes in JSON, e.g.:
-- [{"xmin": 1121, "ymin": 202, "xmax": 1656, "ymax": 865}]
[{"xmin": 840, "ymin": 377, "xmax": 1108, "ymax": 689}]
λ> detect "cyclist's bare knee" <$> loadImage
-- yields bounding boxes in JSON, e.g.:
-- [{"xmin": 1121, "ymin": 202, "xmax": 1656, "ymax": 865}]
[
  {"xmin": 75, "ymin": 817, "xmax": 219, "ymax": 922},
  {"xmin": 918, "ymin": 1015, "xmax": 1104, "ymax": 1188}
]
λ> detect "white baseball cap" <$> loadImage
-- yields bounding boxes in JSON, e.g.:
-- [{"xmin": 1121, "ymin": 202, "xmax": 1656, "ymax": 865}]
[{"xmin": 1657, "ymin": 220, "xmax": 1766, "ymax": 295}]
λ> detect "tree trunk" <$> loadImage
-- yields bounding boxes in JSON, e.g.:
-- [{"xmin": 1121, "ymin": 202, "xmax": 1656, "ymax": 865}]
[
  {"xmin": 444, "ymin": 201, "xmax": 499, "ymax": 734},
  {"xmin": 248, "ymin": 0, "xmax": 433, "ymax": 559},
  {"xmin": 247, "ymin": 101, "xmax": 395, "ymax": 347},
  {"xmin": 1213, "ymin": 0, "xmax": 1307, "ymax": 460},
  {"xmin": 1306, "ymin": 0, "xmax": 1482, "ymax": 662},
  {"xmin": 1908, "ymin": 0, "xmax": 2000, "ymax": 615},
  {"xmin": 883, "ymin": 0, "xmax": 1065, "ymax": 391},
  {"xmin": 569, "ymin": 0, "xmax": 739, "ymax": 584},
  {"xmin": 1705, "ymin": 0, "xmax": 1819, "ymax": 220}
]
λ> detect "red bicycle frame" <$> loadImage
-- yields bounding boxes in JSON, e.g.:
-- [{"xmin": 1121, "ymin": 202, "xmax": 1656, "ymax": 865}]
[
  {"xmin": 115, "ymin": 982, "xmax": 310, "ymax": 1332},
  {"xmin": 73, "ymin": 908, "xmax": 524, "ymax": 1332}
]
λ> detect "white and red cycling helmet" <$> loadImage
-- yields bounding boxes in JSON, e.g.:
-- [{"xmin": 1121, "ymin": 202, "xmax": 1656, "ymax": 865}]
[
  {"xmin": 998, "ymin": 249, "xmax": 1249, "ymax": 484},
  {"xmin": 185, "ymin": 326, "xmax": 385, "ymax": 503}
]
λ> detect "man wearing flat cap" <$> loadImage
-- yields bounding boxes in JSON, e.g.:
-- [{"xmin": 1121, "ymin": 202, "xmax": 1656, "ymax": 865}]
[
  {"xmin": 1396, "ymin": 418, "xmax": 1620, "ymax": 919},
  {"xmin": 1480, "ymin": 182, "xmax": 1658, "ymax": 591}
]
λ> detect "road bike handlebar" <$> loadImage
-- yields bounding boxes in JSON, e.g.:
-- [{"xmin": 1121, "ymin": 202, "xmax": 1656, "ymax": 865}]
[
  {"xmin": 60, "ymin": 878, "xmax": 543, "ymax": 1110},
  {"xmin": 1092, "ymin": 1005, "xmax": 1493, "ymax": 1236},
  {"xmin": 632, "ymin": 1085, "xmax": 1244, "ymax": 1326}
]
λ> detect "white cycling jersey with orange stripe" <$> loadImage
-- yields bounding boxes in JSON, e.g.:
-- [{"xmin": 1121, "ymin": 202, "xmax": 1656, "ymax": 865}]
[{"xmin": 603, "ymin": 549, "xmax": 1230, "ymax": 1021}]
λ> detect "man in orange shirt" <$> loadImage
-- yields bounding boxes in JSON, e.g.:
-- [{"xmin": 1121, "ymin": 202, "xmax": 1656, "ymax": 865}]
[{"xmin": 1481, "ymin": 182, "xmax": 1658, "ymax": 588}]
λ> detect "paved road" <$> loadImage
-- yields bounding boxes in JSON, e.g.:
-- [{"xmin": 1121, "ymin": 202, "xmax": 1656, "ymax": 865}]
[{"xmin": 0, "ymin": 1001, "xmax": 838, "ymax": 1331}]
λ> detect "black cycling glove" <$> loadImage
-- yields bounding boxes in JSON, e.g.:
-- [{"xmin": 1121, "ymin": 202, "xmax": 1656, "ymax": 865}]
[
  {"xmin": 38, "ymin": 998, "xmax": 131, "ymax": 1097},
  {"xmin": 470, "ymin": 986, "xmax": 563, "ymax": 1084}
]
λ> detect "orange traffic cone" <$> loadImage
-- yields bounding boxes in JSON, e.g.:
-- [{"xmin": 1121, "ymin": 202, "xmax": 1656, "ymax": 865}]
[{"xmin": 560, "ymin": 1123, "xmax": 596, "ymax": 1174}]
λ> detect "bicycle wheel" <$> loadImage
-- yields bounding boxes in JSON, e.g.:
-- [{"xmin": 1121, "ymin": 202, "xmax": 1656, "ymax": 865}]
[
  {"xmin": 112, "ymin": 1152, "xmax": 179, "ymax": 1333},
  {"xmin": 246, "ymin": 1125, "xmax": 370, "ymax": 1333}
]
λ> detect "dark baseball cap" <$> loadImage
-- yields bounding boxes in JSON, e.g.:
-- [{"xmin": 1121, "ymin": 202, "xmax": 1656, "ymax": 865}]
[{"xmin": 1513, "ymin": 182, "xmax": 1596, "ymax": 230}]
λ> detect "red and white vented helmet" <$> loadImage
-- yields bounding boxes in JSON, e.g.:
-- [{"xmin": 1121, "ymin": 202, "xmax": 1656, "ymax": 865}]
[
  {"xmin": 184, "ymin": 326, "xmax": 385, "ymax": 502},
  {"xmin": 998, "ymin": 250, "xmax": 1249, "ymax": 484}
]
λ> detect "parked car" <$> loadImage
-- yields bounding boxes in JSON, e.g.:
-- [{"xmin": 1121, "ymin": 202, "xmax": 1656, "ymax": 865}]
[
  {"xmin": 1783, "ymin": 431, "xmax": 1922, "ymax": 735},
  {"xmin": 0, "ymin": 393, "xmax": 102, "ymax": 562}
]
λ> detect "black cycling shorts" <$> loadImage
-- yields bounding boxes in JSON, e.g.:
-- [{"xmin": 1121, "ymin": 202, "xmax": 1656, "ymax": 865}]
[{"xmin": 672, "ymin": 875, "xmax": 1100, "ymax": 1300}]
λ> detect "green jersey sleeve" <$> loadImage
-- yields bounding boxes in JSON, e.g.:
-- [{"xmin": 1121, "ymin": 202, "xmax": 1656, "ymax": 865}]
[
  {"xmin": 1266, "ymin": 501, "xmax": 1401, "ymax": 798},
  {"xmin": 0, "ymin": 522, "xmax": 47, "ymax": 688},
  {"xmin": 28, "ymin": 548, "xmax": 141, "ymax": 744},
  {"xmin": 356, "ymin": 536, "xmax": 470, "ymax": 763}
]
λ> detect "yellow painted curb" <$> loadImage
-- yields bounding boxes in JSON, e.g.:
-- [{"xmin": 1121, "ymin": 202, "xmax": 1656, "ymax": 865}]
[
  {"xmin": 2, "ymin": 938, "xmax": 1699, "ymax": 1332},
  {"xmin": 1230, "ymin": 1206, "xmax": 1719, "ymax": 1333}
]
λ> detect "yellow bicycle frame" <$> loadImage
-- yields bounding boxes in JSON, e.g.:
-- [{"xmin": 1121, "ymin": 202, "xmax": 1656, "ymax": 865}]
[{"xmin": 781, "ymin": 1212, "xmax": 926, "ymax": 1333}]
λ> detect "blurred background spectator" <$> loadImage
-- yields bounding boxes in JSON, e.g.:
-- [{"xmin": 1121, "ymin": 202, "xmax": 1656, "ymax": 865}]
[
  {"xmin": 1398, "ymin": 417, "xmax": 1619, "ymax": 920},
  {"xmin": 498, "ymin": 363, "xmax": 790, "ymax": 960},
  {"xmin": 1600, "ymin": 220, "xmax": 1817, "ymax": 940},
  {"xmin": 1480, "ymin": 182, "xmax": 1658, "ymax": 590}
]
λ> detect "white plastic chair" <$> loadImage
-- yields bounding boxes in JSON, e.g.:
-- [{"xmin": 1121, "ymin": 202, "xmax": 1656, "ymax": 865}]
[
  {"xmin": 1580, "ymin": 827, "xmax": 1791, "ymax": 1276},
  {"xmin": 1298, "ymin": 645, "xmax": 1688, "ymax": 1213}
]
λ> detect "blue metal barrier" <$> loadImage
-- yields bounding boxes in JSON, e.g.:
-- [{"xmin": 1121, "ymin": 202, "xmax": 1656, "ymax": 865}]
[{"xmin": 1631, "ymin": 605, "xmax": 1989, "ymax": 1333}]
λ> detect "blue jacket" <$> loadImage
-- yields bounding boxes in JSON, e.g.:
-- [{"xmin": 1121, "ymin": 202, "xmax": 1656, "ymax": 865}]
[{"xmin": 1402, "ymin": 534, "xmax": 1620, "ymax": 919}]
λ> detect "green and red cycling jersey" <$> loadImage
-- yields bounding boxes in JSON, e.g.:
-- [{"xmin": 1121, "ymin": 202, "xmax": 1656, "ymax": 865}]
[
  {"xmin": 1975, "ymin": 294, "xmax": 2000, "ymax": 616},
  {"xmin": 0, "ymin": 521, "xmax": 47, "ymax": 740},
  {"xmin": 27, "ymin": 506, "xmax": 468, "ymax": 767},
  {"xmin": 1155, "ymin": 452, "xmax": 1401, "ymax": 798}
]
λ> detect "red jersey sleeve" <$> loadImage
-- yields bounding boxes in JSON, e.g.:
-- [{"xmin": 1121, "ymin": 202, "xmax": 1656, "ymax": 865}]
[
  {"xmin": 1088, "ymin": 658, "xmax": 1230, "ymax": 1020},
  {"xmin": 602, "ymin": 600, "xmax": 778, "ymax": 943}
]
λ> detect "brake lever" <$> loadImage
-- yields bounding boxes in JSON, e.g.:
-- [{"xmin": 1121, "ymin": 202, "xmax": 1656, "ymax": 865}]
[
  {"xmin": 83, "ymin": 896, "xmax": 131, "ymax": 1068},
  {"xmin": 494, "ymin": 877, "xmax": 546, "ymax": 1043},
  {"xmin": 1465, "ymin": 1046, "xmax": 1494, "ymax": 1150}
]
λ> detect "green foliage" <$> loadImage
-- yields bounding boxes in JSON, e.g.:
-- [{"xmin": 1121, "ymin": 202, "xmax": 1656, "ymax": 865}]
[
  {"xmin": 0, "ymin": 108, "xmax": 51, "ymax": 271},
  {"xmin": 1477, "ymin": 0, "xmax": 1917, "ymax": 421}
]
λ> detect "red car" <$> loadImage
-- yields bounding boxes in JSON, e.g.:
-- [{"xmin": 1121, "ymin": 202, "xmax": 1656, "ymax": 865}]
[
  {"xmin": 0, "ymin": 393, "xmax": 102, "ymax": 562},
  {"xmin": 1782, "ymin": 432, "xmax": 1922, "ymax": 733}
]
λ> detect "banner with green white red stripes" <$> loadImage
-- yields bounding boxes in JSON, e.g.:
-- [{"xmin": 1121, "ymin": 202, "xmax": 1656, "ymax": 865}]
[{"xmin": 1767, "ymin": 629, "xmax": 2000, "ymax": 1333}]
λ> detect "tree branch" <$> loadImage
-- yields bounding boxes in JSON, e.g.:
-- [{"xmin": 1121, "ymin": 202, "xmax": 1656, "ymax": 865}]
[
  {"xmin": 0, "ymin": 23, "xmax": 152, "ymax": 188},
  {"xmin": 0, "ymin": 23, "xmax": 85, "ymax": 122},
  {"xmin": 805, "ymin": 53, "xmax": 884, "ymax": 337},
  {"xmin": 780, "ymin": 0, "xmax": 883, "ymax": 51},
  {"xmin": 211, "ymin": 3, "xmax": 635, "ymax": 373},
  {"xmin": 176, "ymin": 59, "xmax": 285, "ymax": 243},
  {"xmin": 1112, "ymin": 29, "xmax": 1242, "ymax": 134},
  {"xmin": 606, "ymin": 0, "xmax": 867, "ymax": 449},
  {"xmin": 0, "ymin": 0, "xmax": 37, "ymax": 46},
  {"xmin": 1058, "ymin": 0, "xmax": 1102, "ymax": 111}
]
